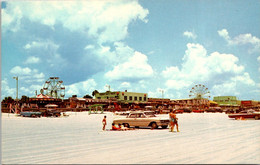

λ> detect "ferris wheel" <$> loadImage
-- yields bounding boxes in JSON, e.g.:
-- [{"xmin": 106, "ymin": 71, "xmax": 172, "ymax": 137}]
[
  {"xmin": 41, "ymin": 77, "xmax": 65, "ymax": 99},
  {"xmin": 189, "ymin": 84, "xmax": 210, "ymax": 99}
]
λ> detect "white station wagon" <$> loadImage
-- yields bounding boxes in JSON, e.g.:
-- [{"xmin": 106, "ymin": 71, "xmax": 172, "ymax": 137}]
[{"xmin": 113, "ymin": 111, "xmax": 169, "ymax": 129}]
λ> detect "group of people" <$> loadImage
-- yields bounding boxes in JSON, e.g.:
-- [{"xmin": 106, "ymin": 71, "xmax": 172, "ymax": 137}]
[
  {"xmin": 102, "ymin": 109, "xmax": 180, "ymax": 132},
  {"xmin": 111, "ymin": 123, "xmax": 130, "ymax": 131},
  {"xmin": 102, "ymin": 115, "xmax": 130, "ymax": 131}
]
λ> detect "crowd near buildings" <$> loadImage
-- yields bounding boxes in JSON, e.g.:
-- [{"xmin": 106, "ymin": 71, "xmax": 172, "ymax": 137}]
[{"xmin": 1, "ymin": 89, "xmax": 260, "ymax": 114}]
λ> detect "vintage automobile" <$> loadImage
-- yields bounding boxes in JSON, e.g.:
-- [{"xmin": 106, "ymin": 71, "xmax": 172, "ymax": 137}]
[
  {"xmin": 205, "ymin": 107, "xmax": 223, "ymax": 113},
  {"xmin": 20, "ymin": 111, "xmax": 42, "ymax": 118},
  {"xmin": 114, "ymin": 111, "xmax": 131, "ymax": 116},
  {"xmin": 228, "ymin": 109, "xmax": 260, "ymax": 120},
  {"xmin": 192, "ymin": 109, "xmax": 204, "ymax": 113},
  {"xmin": 113, "ymin": 111, "xmax": 169, "ymax": 129}
]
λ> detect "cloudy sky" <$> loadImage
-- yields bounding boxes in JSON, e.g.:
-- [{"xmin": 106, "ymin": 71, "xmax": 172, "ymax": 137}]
[{"xmin": 1, "ymin": 0, "xmax": 260, "ymax": 100}]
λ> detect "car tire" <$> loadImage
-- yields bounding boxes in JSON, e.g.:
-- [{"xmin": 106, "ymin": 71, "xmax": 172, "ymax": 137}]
[
  {"xmin": 124, "ymin": 123, "xmax": 129, "ymax": 128},
  {"xmin": 161, "ymin": 126, "xmax": 168, "ymax": 129},
  {"xmin": 255, "ymin": 116, "xmax": 259, "ymax": 120},
  {"xmin": 151, "ymin": 122, "xmax": 158, "ymax": 129}
]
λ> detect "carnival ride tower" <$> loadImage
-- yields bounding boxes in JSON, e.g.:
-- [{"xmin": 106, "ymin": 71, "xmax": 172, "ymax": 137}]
[{"xmin": 41, "ymin": 77, "xmax": 65, "ymax": 99}]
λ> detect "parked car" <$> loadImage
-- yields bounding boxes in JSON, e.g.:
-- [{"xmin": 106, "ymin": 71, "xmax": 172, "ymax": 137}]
[
  {"xmin": 192, "ymin": 109, "xmax": 204, "ymax": 113},
  {"xmin": 114, "ymin": 111, "xmax": 131, "ymax": 116},
  {"xmin": 174, "ymin": 109, "xmax": 184, "ymax": 114},
  {"xmin": 182, "ymin": 108, "xmax": 192, "ymax": 113},
  {"xmin": 228, "ymin": 109, "xmax": 260, "ymax": 120},
  {"xmin": 205, "ymin": 107, "xmax": 223, "ymax": 113},
  {"xmin": 20, "ymin": 111, "xmax": 42, "ymax": 118},
  {"xmin": 113, "ymin": 111, "xmax": 169, "ymax": 129}
]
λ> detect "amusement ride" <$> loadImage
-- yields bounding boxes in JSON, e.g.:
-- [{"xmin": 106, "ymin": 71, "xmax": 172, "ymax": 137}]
[{"xmin": 40, "ymin": 77, "xmax": 65, "ymax": 99}]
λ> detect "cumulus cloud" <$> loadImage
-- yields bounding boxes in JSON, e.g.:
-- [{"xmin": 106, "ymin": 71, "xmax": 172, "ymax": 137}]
[
  {"xmin": 211, "ymin": 82, "xmax": 240, "ymax": 97},
  {"xmin": 218, "ymin": 29, "xmax": 260, "ymax": 53},
  {"xmin": 10, "ymin": 66, "xmax": 45, "ymax": 83},
  {"xmin": 2, "ymin": 1, "xmax": 149, "ymax": 85},
  {"xmin": 120, "ymin": 82, "xmax": 131, "ymax": 88},
  {"xmin": 105, "ymin": 51, "xmax": 154, "ymax": 81},
  {"xmin": 66, "ymin": 79, "xmax": 97, "ymax": 97},
  {"xmin": 183, "ymin": 31, "xmax": 197, "ymax": 39},
  {"xmin": 23, "ymin": 40, "xmax": 68, "ymax": 69},
  {"xmin": 2, "ymin": 1, "xmax": 148, "ymax": 44},
  {"xmin": 162, "ymin": 43, "xmax": 255, "ymax": 93},
  {"xmin": 24, "ymin": 56, "xmax": 40, "ymax": 64},
  {"xmin": 19, "ymin": 84, "xmax": 43, "ymax": 97},
  {"xmin": 10, "ymin": 66, "xmax": 32, "ymax": 75},
  {"xmin": 1, "ymin": 78, "xmax": 16, "ymax": 98},
  {"xmin": 2, "ymin": 5, "xmax": 22, "ymax": 32}
]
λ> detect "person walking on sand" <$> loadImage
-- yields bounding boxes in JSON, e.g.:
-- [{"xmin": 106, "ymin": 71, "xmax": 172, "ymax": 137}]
[
  {"xmin": 169, "ymin": 109, "xmax": 179, "ymax": 132},
  {"xmin": 102, "ymin": 116, "xmax": 107, "ymax": 131}
]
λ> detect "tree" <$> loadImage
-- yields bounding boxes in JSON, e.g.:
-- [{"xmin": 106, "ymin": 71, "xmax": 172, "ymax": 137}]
[
  {"xmin": 83, "ymin": 94, "xmax": 92, "ymax": 99},
  {"xmin": 92, "ymin": 90, "xmax": 99, "ymax": 97},
  {"xmin": 21, "ymin": 95, "xmax": 30, "ymax": 103},
  {"xmin": 2, "ymin": 96, "xmax": 14, "ymax": 103}
]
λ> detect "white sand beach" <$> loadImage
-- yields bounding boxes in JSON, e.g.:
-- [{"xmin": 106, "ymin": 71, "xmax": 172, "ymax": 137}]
[{"xmin": 2, "ymin": 112, "xmax": 260, "ymax": 164}]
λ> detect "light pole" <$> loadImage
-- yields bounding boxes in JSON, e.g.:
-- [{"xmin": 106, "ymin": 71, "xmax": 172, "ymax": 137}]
[
  {"xmin": 106, "ymin": 85, "xmax": 110, "ymax": 91},
  {"xmin": 13, "ymin": 76, "xmax": 18, "ymax": 100},
  {"xmin": 159, "ymin": 89, "xmax": 164, "ymax": 105}
]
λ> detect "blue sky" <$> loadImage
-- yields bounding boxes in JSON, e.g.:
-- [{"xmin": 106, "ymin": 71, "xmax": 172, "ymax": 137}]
[{"xmin": 1, "ymin": 0, "xmax": 260, "ymax": 100}]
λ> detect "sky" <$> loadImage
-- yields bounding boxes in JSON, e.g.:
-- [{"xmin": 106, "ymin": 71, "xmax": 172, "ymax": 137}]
[{"xmin": 1, "ymin": 0, "xmax": 260, "ymax": 100}]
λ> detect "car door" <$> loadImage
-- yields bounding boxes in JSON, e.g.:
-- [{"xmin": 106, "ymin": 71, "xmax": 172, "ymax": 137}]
[
  {"xmin": 127, "ymin": 113, "xmax": 138, "ymax": 126},
  {"xmin": 136, "ymin": 113, "xmax": 149, "ymax": 127}
]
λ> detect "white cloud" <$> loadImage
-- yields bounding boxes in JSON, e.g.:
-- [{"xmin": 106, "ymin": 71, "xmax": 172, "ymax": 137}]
[
  {"xmin": 23, "ymin": 40, "xmax": 67, "ymax": 69},
  {"xmin": 218, "ymin": 29, "xmax": 260, "ymax": 53},
  {"xmin": 120, "ymin": 82, "xmax": 131, "ymax": 88},
  {"xmin": 218, "ymin": 29, "xmax": 230, "ymax": 41},
  {"xmin": 2, "ymin": 1, "xmax": 149, "ymax": 44},
  {"xmin": 66, "ymin": 79, "xmax": 97, "ymax": 97},
  {"xmin": 24, "ymin": 40, "xmax": 59, "ymax": 50},
  {"xmin": 147, "ymin": 88, "xmax": 168, "ymax": 98},
  {"xmin": 84, "ymin": 45, "xmax": 95, "ymax": 50},
  {"xmin": 24, "ymin": 56, "xmax": 40, "ymax": 64},
  {"xmin": 105, "ymin": 51, "xmax": 154, "ymax": 81},
  {"xmin": 9, "ymin": 66, "xmax": 45, "ymax": 83},
  {"xmin": 10, "ymin": 66, "xmax": 32, "ymax": 75},
  {"xmin": 231, "ymin": 73, "xmax": 255, "ymax": 86},
  {"xmin": 162, "ymin": 43, "xmax": 255, "ymax": 93},
  {"xmin": 165, "ymin": 79, "xmax": 193, "ymax": 90},
  {"xmin": 2, "ymin": 6, "xmax": 22, "ymax": 32},
  {"xmin": 183, "ymin": 31, "xmax": 197, "ymax": 39},
  {"xmin": 211, "ymin": 82, "xmax": 240, "ymax": 97},
  {"xmin": 1, "ymin": 78, "xmax": 16, "ymax": 98},
  {"xmin": 20, "ymin": 84, "xmax": 43, "ymax": 97},
  {"xmin": 89, "ymin": 42, "xmax": 135, "ymax": 66}
]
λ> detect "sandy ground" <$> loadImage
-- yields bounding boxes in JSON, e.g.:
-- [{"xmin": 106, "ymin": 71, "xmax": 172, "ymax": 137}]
[{"xmin": 1, "ymin": 112, "xmax": 260, "ymax": 164}]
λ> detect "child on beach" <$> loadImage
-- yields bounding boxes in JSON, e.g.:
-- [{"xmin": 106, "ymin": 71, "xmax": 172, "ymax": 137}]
[{"xmin": 102, "ymin": 116, "xmax": 107, "ymax": 131}]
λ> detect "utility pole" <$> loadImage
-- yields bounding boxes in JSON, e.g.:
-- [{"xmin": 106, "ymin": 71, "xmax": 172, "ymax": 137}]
[
  {"xmin": 159, "ymin": 89, "xmax": 164, "ymax": 105},
  {"xmin": 106, "ymin": 85, "xmax": 110, "ymax": 91},
  {"xmin": 13, "ymin": 76, "xmax": 18, "ymax": 100}
]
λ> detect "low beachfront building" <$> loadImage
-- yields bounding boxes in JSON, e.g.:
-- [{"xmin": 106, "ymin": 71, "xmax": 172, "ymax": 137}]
[
  {"xmin": 94, "ymin": 90, "xmax": 148, "ymax": 104},
  {"xmin": 213, "ymin": 96, "xmax": 240, "ymax": 110},
  {"xmin": 171, "ymin": 98, "xmax": 210, "ymax": 109},
  {"xmin": 240, "ymin": 100, "xmax": 260, "ymax": 110}
]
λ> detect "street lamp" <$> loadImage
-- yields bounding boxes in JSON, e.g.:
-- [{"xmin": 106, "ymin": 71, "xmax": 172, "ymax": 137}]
[
  {"xmin": 13, "ymin": 76, "xmax": 18, "ymax": 100},
  {"xmin": 106, "ymin": 85, "xmax": 111, "ymax": 91},
  {"xmin": 159, "ymin": 89, "xmax": 164, "ymax": 105}
]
